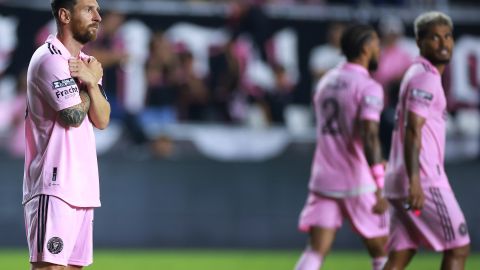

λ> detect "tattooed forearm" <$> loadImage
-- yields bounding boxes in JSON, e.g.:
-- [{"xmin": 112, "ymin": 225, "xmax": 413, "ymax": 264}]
[
  {"xmin": 59, "ymin": 90, "xmax": 91, "ymax": 127},
  {"xmin": 361, "ymin": 120, "xmax": 382, "ymax": 166}
]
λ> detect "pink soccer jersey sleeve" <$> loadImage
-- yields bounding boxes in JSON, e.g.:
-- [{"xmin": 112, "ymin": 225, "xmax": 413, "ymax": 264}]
[
  {"xmin": 359, "ymin": 82, "xmax": 384, "ymax": 121},
  {"xmin": 405, "ymin": 73, "xmax": 436, "ymax": 119},
  {"xmin": 37, "ymin": 54, "xmax": 82, "ymax": 112}
]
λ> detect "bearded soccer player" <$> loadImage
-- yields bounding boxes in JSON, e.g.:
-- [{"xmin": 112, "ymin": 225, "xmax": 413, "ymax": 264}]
[
  {"xmin": 294, "ymin": 24, "xmax": 389, "ymax": 270},
  {"xmin": 23, "ymin": 0, "xmax": 110, "ymax": 269},
  {"xmin": 383, "ymin": 11, "xmax": 470, "ymax": 270}
]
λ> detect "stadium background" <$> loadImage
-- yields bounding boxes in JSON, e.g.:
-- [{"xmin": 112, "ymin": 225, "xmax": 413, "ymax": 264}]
[{"xmin": 0, "ymin": 0, "xmax": 479, "ymax": 268}]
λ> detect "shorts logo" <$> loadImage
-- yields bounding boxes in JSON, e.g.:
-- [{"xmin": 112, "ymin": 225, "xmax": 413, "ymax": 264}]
[
  {"xmin": 47, "ymin": 237, "xmax": 63, "ymax": 254},
  {"xmin": 52, "ymin": 78, "xmax": 76, "ymax": 89},
  {"xmin": 458, "ymin": 223, "xmax": 468, "ymax": 236}
]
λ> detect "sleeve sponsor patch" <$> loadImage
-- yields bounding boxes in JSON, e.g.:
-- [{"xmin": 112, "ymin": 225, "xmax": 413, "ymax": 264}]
[
  {"xmin": 55, "ymin": 85, "xmax": 79, "ymax": 100},
  {"xmin": 363, "ymin": 95, "xmax": 383, "ymax": 107},
  {"xmin": 52, "ymin": 78, "xmax": 76, "ymax": 89},
  {"xmin": 411, "ymin": 88, "xmax": 433, "ymax": 101}
]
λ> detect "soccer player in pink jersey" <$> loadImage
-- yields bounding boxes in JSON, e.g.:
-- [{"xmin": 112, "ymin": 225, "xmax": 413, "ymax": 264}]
[
  {"xmin": 294, "ymin": 24, "xmax": 389, "ymax": 270},
  {"xmin": 383, "ymin": 11, "xmax": 470, "ymax": 270},
  {"xmin": 23, "ymin": 0, "xmax": 110, "ymax": 269}
]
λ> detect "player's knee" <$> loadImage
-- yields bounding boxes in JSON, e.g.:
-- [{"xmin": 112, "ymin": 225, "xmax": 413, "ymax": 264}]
[
  {"xmin": 369, "ymin": 244, "xmax": 386, "ymax": 257},
  {"xmin": 383, "ymin": 249, "xmax": 416, "ymax": 270},
  {"xmin": 365, "ymin": 237, "xmax": 388, "ymax": 257},
  {"xmin": 448, "ymin": 244, "xmax": 470, "ymax": 259}
]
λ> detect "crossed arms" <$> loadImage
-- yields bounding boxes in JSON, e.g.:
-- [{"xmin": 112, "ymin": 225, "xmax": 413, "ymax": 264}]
[{"xmin": 58, "ymin": 57, "xmax": 110, "ymax": 129}]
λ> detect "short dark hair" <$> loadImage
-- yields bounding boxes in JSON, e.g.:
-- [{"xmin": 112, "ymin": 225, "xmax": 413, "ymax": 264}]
[
  {"xmin": 414, "ymin": 11, "xmax": 453, "ymax": 40},
  {"xmin": 51, "ymin": 0, "xmax": 77, "ymax": 20},
  {"xmin": 340, "ymin": 24, "xmax": 376, "ymax": 61}
]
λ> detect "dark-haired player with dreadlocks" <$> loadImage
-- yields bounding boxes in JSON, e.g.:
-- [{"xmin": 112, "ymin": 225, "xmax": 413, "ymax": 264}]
[{"xmin": 294, "ymin": 23, "xmax": 388, "ymax": 270}]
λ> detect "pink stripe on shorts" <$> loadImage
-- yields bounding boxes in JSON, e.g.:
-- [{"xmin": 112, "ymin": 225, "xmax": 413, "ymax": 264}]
[{"xmin": 388, "ymin": 186, "xmax": 470, "ymax": 252}]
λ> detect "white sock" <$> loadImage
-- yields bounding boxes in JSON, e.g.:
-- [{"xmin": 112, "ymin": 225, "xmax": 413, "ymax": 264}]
[
  {"xmin": 294, "ymin": 249, "xmax": 323, "ymax": 270},
  {"xmin": 372, "ymin": 256, "xmax": 388, "ymax": 270}
]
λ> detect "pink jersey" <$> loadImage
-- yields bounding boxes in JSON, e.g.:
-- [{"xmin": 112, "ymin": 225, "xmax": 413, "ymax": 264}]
[
  {"xmin": 385, "ymin": 57, "xmax": 450, "ymax": 198},
  {"xmin": 309, "ymin": 63, "xmax": 384, "ymax": 197},
  {"xmin": 23, "ymin": 35, "xmax": 101, "ymax": 207}
]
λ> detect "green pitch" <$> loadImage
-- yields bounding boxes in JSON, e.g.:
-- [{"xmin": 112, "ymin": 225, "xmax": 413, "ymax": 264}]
[{"xmin": 1, "ymin": 249, "xmax": 479, "ymax": 269}]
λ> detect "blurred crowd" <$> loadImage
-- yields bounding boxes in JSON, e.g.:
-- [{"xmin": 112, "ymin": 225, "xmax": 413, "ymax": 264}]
[
  {"xmin": 191, "ymin": 0, "xmax": 427, "ymax": 5},
  {"xmin": 0, "ymin": 1, "xmax": 478, "ymax": 159},
  {"xmin": 0, "ymin": 2, "xmax": 300, "ymax": 158}
]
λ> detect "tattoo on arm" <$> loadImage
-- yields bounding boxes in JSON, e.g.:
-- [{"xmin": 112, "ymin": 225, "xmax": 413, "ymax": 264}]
[
  {"xmin": 59, "ymin": 90, "xmax": 91, "ymax": 127},
  {"xmin": 361, "ymin": 120, "xmax": 382, "ymax": 166}
]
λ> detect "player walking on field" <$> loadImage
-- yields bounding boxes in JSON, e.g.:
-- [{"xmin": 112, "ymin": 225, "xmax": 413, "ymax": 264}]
[
  {"xmin": 294, "ymin": 24, "xmax": 389, "ymax": 270},
  {"xmin": 23, "ymin": 0, "xmax": 110, "ymax": 269},
  {"xmin": 383, "ymin": 11, "xmax": 470, "ymax": 270}
]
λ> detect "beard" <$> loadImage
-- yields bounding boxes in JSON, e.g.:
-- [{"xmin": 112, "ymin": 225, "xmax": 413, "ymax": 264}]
[
  {"xmin": 72, "ymin": 23, "xmax": 98, "ymax": 44},
  {"xmin": 73, "ymin": 31, "xmax": 95, "ymax": 44},
  {"xmin": 368, "ymin": 57, "xmax": 378, "ymax": 72},
  {"xmin": 424, "ymin": 48, "xmax": 452, "ymax": 66},
  {"xmin": 428, "ymin": 54, "xmax": 451, "ymax": 66}
]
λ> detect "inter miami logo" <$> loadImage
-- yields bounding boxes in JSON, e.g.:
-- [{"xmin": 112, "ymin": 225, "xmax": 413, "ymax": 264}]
[
  {"xmin": 47, "ymin": 237, "xmax": 63, "ymax": 254},
  {"xmin": 458, "ymin": 223, "xmax": 468, "ymax": 237}
]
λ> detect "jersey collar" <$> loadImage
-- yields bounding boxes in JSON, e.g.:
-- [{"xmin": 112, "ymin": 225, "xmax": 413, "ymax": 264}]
[
  {"xmin": 415, "ymin": 56, "xmax": 440, "ymax": 75},
  {"xmin": 342, "ymin": 62, "xmax": 369, "ymax": 77},
  {"xmin": 45, "ymin": 34, "xmax": 74, "ymax": 59}
]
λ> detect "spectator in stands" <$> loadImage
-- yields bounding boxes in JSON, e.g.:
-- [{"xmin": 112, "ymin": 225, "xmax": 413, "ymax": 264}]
[
  {"xmin": 263, "ymin": 0, "xmax": 326, "ymax": 5},
  {"xmin": 371, "ymin": 0, "xmax": 405, "ymax": 5},
  {"xmin": 373, "ymin": 15, "xmax": 413, "ymax": 158},
  {"xmin": 309, "ymin": 22, "xmax": 346, "ymax": 85},
  {"xmin": 177, "ymin": 50, "xmax": 210, "ymax": 121},
  {"xmin": 208, "ymin": 40, "xmax": 242, "ymax": 122},
  {"xmin": 373, "ymin": 16, "xmax": 413, "ymax": 93},
  {"xmin": 137, "ymin": 31, "xmax": 182, "ymax": 158},
  {"xmin": 87, "ymin": 10, "xmax": 128, "ymax": 118},
  {"xmin": 4, "ymin": 68, "xmax": 27, "ymax": 158},
  {"xmin": 264, "ymin": 64, "xmax": 295, "ymax": 124},
  {"xmin": 88, "ymin": 11, "xmax": 150, "ymax": 146},
  {"xmin": 329, "ymin": 0, "xmax": 405, "ymax": 5},
  {"xmin": 228, "ymin": 1, "xmax": 272, "ymax": 63},
  {"xmin": 142, "ymin": 31, "xmax": 181, "ymax": 126}
]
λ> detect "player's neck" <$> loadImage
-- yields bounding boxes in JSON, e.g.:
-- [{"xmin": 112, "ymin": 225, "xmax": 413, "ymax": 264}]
[
  {"xmin": 421, "ymin": 54, "xmax": 447, "ymax": 75},
  {"xmin": 349, "ymin": 58, "xmax": 368, "ymax": 70},
  {"xmin": 56, "ymin": 31, "xmax": 83, "ymax": 57},
  {"xmin": 434, "ymin": 64, "xmax": 446, "ymax": 75}
]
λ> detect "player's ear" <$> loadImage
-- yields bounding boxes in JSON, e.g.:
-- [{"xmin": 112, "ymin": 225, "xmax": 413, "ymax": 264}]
[
  {"xmin": 361, "ymin": 42, "xmax": 370, "ymax": 58},
  {"xmin": 58, "ymin": 8, "xmax": 71, "ymax": 24}
]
